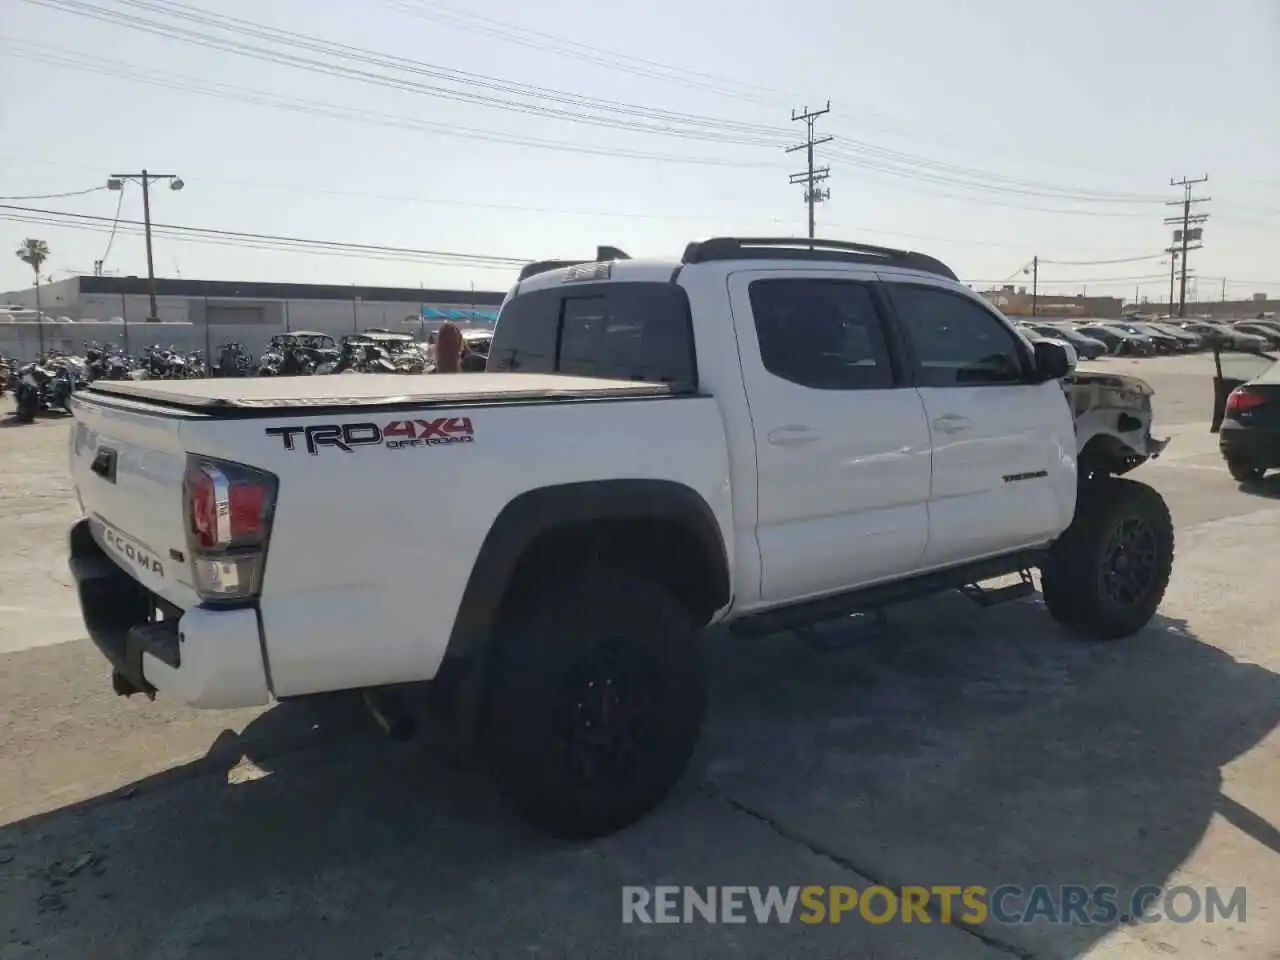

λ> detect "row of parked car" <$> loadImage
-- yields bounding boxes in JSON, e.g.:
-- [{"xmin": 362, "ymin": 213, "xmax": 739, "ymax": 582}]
[{"xmin": 1015, "ymin": 315, "xmax": 1280, "ymax": 359}]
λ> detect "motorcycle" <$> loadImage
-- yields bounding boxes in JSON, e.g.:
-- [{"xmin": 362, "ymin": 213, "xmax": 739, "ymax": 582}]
[
  {"xmin": 14, "ymin": 354, "xmax": 88, "ymax": 423},
  {"xmin": 184, "ymin": 352, "xmax": 208, "ymax": 379},
  {"xmin": 83, "ymin": 343, "xmax": 136, "ymax": 382},
  {"xmin": 214, "ymin": 341, "xmax": 254, "ymax": 377},
  {"xmin": 142, "ymin": 344, "xmax": 192, "ymax": 379}
]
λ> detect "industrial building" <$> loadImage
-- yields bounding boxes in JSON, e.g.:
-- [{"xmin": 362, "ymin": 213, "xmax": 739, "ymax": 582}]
[{"xmin": 0, "ymin": 275, "xmax": 506, "ymax": 361}]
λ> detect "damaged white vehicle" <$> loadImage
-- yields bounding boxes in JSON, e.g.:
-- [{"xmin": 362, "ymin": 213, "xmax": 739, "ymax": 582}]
[
  {"xmin": 1065, "ymin": 368, "xmax": 1170, "ymax": 478},
  {"xmin": 67, "ymin": 238, "xmax": 1177, "ymax": 840}
]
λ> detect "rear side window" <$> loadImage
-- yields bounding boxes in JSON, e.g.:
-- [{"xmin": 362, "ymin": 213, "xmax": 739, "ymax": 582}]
[
  {"xmin": 488, "ymin": 281, "xmax": 696, "ymax": 384},
  {"xmin": 748, "ymin": 278, "xmax": 894, "ymax": 390}
]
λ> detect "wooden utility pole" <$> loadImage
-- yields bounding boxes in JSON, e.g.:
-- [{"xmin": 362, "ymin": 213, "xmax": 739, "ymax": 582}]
[
  {"xmin": 787, "ymin": 102, "xmax": 832, "ymax": 240},
  {"xmin": 1030, "ymin": 256, "xmax": 1039, "ymax": 317},
  {"xmin": 108, "ymin": 171, "xmax": 184, "ymax": 321},
  {"xmin": 1164, "ymin": 175, "xmax": 1209, "ymax": 317}
]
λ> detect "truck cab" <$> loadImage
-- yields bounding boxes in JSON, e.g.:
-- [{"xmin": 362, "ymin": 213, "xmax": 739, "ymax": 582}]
[{"xmin": 66, "ymin": 237, "xmax": 1173, "ymax": 841}]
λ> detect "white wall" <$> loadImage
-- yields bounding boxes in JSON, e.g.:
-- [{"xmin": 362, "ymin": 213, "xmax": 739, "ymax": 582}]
[{"xmin": 0, "ymin": 278, "xmax": 80, "ymax": 317}]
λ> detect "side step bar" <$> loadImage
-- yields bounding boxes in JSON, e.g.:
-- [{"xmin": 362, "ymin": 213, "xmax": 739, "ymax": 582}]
[
  {"xmin": 959, "ymin": 569, "xmax": 1036, "ymax": 607},
  {"xmin": 731, "ymin": 549, "xmax": 1046, "ymax": 639}
]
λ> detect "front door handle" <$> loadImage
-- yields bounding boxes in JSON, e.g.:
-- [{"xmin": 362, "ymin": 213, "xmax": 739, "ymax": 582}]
[
  {"xmin": 932, "ymin": 414, "xmax": 973, "ymax": 435},
  {"xmin": 767, "ymin": 425, "xmax": 822, "ymax": 447}
]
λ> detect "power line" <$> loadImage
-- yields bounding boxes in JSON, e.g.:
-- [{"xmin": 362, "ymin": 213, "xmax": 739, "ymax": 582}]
[
  {"xmin": 11, "ymin": 0, "xmax": 1186, "ymax": 209},
  {"xmin": 1038, "ymin": 252, "xmax": 1169, "ymax": 266},
  {"xmin": 0, "ymin": 39, "xmax": 782, "ymax": 170},
  {"xmin": 382, "ymin": 0, "xmax": 795, "ymax": 106},
  {"xmin": 787, "ymin": 102, "xmax": 832, "ymax": 240},
  {"xmin": 0, "ymin": 184, "xmax": 106, "ymax": 200},
  {"xmin": 19, "ymin": 0, "xmax": 793, "ymax": 146},
  {"xmin": 0, "ymin": 36, "xmax": 1189, "ymax": 219},
  {"xmin": 96, "ymin": 184, "xmax": 126, "ymax": 273},
  {"xmin": 968, "ymin": 271, "xmax": 1178, "ymax": 285},
  {"xmin": 0, "ymin": 204, "xmax": 532, "ymax": 268},
  {"xmin": 374, "ymin": 0, "xmax": 1182, "ymax": 195}
]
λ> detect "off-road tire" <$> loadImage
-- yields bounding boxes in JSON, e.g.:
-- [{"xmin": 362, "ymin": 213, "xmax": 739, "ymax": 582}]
[
  {"xmin": 484, "ymin": 570, "xmax": 706, "ymax": 840},
  {"xmin": 1226, "ymin": 459, "xmax": 1265, "ymax": 483},
  {"xmin": 14, "ymin": 388, "xmax": 38, "ymax": 424},
  {"xmin": 1041, "ymin": 477, "xmax": 1174, "ymax": 641}
]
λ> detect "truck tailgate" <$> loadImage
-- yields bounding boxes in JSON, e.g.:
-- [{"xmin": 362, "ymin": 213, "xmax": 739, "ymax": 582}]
[{"xmin": 69, "ymin": 392, "xmax": 198, "ymax": 609}]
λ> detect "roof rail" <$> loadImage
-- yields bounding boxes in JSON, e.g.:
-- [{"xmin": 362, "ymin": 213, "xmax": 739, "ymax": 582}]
[
  {"xmin": 680, "ymin": 237, "xmax": 957, "ymax": 281},
  {"xmin": 517, "ymin": 246, "xmax": 632, "ymax": 282}
]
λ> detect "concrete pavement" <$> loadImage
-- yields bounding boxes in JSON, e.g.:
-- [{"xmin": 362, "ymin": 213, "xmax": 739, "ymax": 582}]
[{"xmin": 1, "ymin": 356, "xmax": 1277, "ymax": 959}]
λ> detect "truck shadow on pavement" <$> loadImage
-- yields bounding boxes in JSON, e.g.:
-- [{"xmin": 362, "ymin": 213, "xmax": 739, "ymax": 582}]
[{"xmin": 1, "ymin": 594, "xmax": 1277, "ymax": 960}]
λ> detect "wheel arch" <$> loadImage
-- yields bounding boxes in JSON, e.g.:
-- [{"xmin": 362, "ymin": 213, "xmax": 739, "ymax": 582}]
[{"xmin": 441, "ymin": 478, "xmax": 730, "ymax": 673}]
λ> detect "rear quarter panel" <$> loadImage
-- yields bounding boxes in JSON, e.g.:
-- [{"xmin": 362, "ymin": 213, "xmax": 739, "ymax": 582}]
[{"xmin": 183, "ymin": 395, "xmax": 732, "ymax": 697}]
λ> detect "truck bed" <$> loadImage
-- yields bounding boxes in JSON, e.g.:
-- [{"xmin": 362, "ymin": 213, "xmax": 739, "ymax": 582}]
[{"xmin": 84, "ymin": 372, "xmax": 683, "ymax": 414}]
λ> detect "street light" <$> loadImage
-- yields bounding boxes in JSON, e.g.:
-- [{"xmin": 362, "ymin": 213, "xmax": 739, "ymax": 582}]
[{"xmin": 107, "ymin": 170, "xmax": 184, "ymax": 321}]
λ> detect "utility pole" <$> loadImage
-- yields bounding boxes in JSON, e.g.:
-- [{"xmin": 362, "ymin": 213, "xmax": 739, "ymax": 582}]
[
  {"xmin": 1022, "ymin": 257, "xmax": 1039, "ymax": 316},
  {"xmin": 1031, "ymin": 256, "xmax": 1039, "ymax": 317},
  {"xmin": 1164, "ymin": 175, "xmax": 1209, "ymax": 317},
  {"xmin": 1166, "ymin": 249, "xmax": 1179, "ymax": 316},
  {"xmin": 1220, "ymin": 277, "xmax": 1227, "ymax": 302},
  {"xmin": 787, "ymin": 102, "xmax": 832, "ymax": 241},
  {"xmin": 107, "ymin": 171, "xmax": 185, "ymax": 321}
]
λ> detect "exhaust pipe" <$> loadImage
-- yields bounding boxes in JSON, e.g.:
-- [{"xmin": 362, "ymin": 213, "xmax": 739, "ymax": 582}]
[{"xmin": 362, "ymin": 689, "xmax": 416, "ymax": 742}]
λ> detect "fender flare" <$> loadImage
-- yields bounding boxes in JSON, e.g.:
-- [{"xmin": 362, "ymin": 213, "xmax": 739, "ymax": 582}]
[{"xmin": 442, "ymin": 478, "xmax": 730, "ymax": 669}]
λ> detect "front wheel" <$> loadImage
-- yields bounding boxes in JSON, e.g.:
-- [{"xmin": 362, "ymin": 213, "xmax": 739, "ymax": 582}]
[
  {"xmin": 1041, "ymin": 477, "xmax": 1174, "ymax": 641},
  {"xmin": 1226, "ymin": 459, "xmax": 1265, "ymax": 483},
  {"xmin": 484, "ymin": 570, "xmax": 706, "ymax": 840}
]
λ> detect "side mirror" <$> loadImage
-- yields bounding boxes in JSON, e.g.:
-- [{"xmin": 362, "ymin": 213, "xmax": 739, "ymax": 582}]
[{"xmin": 1033, "ymin": 338, "xmax": 1077, "ymax": 382}]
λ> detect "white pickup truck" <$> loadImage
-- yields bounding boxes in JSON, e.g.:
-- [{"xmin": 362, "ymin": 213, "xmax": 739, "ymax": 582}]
[{"xmin": 67, "ymin": 237, "xmax": 1173, "ymax": 839}]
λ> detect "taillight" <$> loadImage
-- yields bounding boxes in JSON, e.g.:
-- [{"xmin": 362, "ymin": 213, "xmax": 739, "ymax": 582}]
[
  {"xmin": 1226, "ymin": 387, "xmax": 1266, "ymax": 415},
  {"xmin": 182, "ymin": 456, "xmax": 278, "ymax": 604}
]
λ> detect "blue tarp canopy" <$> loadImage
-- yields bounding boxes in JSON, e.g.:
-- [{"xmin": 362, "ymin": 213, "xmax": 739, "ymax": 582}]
[{"xmin": 420, "ymin": 306, "xmax": 498, "ymax": 322}]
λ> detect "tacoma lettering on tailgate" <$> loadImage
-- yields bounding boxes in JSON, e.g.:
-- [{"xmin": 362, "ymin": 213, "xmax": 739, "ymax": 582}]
[
  {"xmin": 94, "ymin": 519, "xmax": 166, "ymax": 578},
  {"xmin": 265, "ymin": 418, "xmax": 474, "ymax": 455}
]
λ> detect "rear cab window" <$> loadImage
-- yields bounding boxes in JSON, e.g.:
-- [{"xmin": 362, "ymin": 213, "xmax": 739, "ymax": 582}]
[{"xmin": 488, "ymin": 281, "xmax": 697, "ymax": 386}]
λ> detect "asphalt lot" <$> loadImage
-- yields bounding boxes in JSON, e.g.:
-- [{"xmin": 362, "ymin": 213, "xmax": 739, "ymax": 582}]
[{"xmin": 1, "ymin": 354, "xmax": 1278, "ymax": 959}]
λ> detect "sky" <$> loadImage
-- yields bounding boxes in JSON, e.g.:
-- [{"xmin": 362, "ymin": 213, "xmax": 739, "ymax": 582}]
[{"xmin": 1, "ymin": 0, "xmax": 1277, "ymax": 303}]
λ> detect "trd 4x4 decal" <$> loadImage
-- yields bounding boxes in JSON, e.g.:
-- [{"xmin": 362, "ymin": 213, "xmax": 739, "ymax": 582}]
[{"xmin": 265, "ymin": 417, "xmax": 474, "ymax": 454}]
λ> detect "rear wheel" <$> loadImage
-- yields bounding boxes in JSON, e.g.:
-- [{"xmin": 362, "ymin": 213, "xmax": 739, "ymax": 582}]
[
  {"xmin": 1041, "ymin": 477, "xmax": 1174, "ymax": 640},
  {"xmin": 14, "ymin": 386, "xmax": 38, "ymax": 423},
  {"xmin": 1226, "ymin": 459, "xmax": 1265, "ymax": 483},
  {"xmin": 484, "ymin": 570, "xmax": 706, "ymax": 840}
]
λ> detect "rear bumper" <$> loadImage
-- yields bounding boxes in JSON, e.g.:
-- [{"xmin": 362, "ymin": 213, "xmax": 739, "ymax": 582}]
[
  {"xmin": 69, "ymin": 518, "xmax": 271, "ymax": 709},
  {"xmin": 1219, "ymin": 423, "xmax": 1280, "ymax": 468}
]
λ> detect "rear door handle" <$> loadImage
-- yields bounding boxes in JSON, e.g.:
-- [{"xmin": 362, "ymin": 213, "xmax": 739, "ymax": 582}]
[
  {"xmin": 767, "ymin": 425, "xmax": 822, "ymax": 447},
  {"xmin": 932, "ymin": 414, "xmax": 973, "ymax": 435}
]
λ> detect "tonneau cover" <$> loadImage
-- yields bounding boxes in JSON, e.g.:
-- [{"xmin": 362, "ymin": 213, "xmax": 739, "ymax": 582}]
[{"xmin": 84, "ymin": 372, "xmax": 680, "ymax": 412}]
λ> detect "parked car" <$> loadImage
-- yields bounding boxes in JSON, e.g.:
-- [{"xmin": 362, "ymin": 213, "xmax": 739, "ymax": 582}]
[
  {"xmin": 65, "ymin": 236, "xmax": 1174, "ymax": 840},
  {"xmin": 1230, "ymin": 322, "xmax": 1280, "ymax": 349},
  {"xmin": 1102, "ymin": 322, "xmax": 1178, "ymax": 354},
  {"xmin": 1125, "ymin": 322, "xmax": 1195, "ymax": 353},
  {"xmin": 1210, "ymin": 342, "xmax": 1280, "ymax": 482},
  {"xmin": 1231, "ymin": 318, "xmax": 1280, "ymax": 338},
  {"xmin": 1020, "ymin": 323, "xmax": 1108, "ymax": 360},
  {"xmin": 1142, "ymin": 321, "xmax": 1205, "ymax": 351},
  {"xmin": 1179, "ymin": 322, "xmax": 1269, "ymax": 352},
  {"xmin": 1076, "ymin": 324, "xmax": 1153, "ymax": 356}
]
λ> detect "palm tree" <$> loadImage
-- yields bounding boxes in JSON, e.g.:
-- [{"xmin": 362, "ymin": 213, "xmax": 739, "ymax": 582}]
[{"xmin": 15, "ymin": 238, "xmax": 51, "ymax": 357}]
